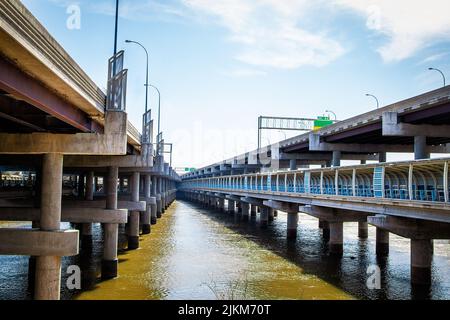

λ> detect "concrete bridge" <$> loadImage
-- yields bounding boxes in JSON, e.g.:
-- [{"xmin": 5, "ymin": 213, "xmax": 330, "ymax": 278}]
[
  {"xmin": 0, "ymin": 0, "xmax": 179, "ymax": 300},
  {"xmin": 180, "ymin": 85, "xmax": 450, "ymax": 287}
]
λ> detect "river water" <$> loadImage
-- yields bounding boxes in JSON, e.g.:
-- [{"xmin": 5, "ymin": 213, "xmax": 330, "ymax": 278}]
[{"xmin": 1, "ymin": 200, "xmax": 449, "ymax": 300}]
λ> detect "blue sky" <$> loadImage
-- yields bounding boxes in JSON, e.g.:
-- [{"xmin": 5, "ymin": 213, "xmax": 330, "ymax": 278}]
[{"xmin": 22, "ymin": 0, "xmax": 450, "ymax": 169}]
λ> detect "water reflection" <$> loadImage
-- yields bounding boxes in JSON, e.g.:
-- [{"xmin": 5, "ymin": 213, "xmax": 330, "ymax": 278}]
[{"xmin": 0, "ymin": 200, "xmax": 449, "ymax": 300}]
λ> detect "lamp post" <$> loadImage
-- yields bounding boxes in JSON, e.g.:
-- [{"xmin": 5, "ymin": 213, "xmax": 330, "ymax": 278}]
[
  {"xmin": 365, "ymin": 93, "xmax": 379, "ymax": 109},
  {"xmin": 278, "ymin": 130, "xmax": 287, "ymax": 140},
  {"xmin": 325, "ymin": 110, "xmax": 337, "ymax": 121},
  {"xmin": 147, "ymin": 84, "xmax": 161, "ymax": 137},
  {"xmin": 125, "ymin": 40, "xmax": 149, "ymax": 120},
  {"xmin": 428, "ymin": 67, "xmax": 446, "ymax": 87},
  {"xmin": 113, "ymin": 0, "xmax": 119, "ymax": 56}
]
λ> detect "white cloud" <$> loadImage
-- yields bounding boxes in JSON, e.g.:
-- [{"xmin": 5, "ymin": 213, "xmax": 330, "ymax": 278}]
[
  {"xmin": 182, "ymin": 0, "xmax": 345, "ymax": 69},
  {"xmin": 336, "ymin": 0, "xmax": 450, "ymax": 62},
  {"xmin": 221, "ymin": 68, "xmax": 267, "ymax": 77}
]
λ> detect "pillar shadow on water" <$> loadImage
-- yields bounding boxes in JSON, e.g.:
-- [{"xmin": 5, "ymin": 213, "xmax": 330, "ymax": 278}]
[{"xmin": 183, "ymin": 199, "xmax": 438, "ymax": 300}]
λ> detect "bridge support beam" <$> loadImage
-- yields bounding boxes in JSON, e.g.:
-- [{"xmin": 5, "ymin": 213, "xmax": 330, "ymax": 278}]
[
  {"xmin": 287, "ymin": 212, "xmax": 299, "ymax": 240},
  {"xmin": 411, "ymin": 239, "xmax": 433, "ymax": 285},
  {"xmin": 358, "ymin": 221, "xmax": 368, "ymax": 239},
  {"xmin": 376, "ymin": 228, "xmax": 389, "ymax": 256},
  {"xmin": 329, "ymin": 221, "xmax": 343, "ymax": 255},
  {"xmin": 101, "ymin": 166, "xmax": 119, "ymax": 280},
  {"xmin": 128, "ymin": 172, "xmax": 140, "ymax": 250},
  {"xmin": 34, "ymin": 153, "xmax": 64, "ymax": 300}
]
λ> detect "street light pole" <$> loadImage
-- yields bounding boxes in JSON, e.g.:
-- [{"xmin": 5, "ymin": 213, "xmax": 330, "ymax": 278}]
[
  {"xmin": 365, "ymin": 93, "xmax": 379, "ymax": 109},
  {"xmin": 325, "ymin": 110, "xmax": 337, "ymax": 121},
  {"xmin": 113, "ymin": 0, "xmax": 119, "ymax": 56},
  {"xmin": 428, "ymin": 67, "xmax": 446, "ymax": 87},
  {"xmin": 125, "ymin": 40, "xmax": 149, "ymax": 117},
  {"xmin": 148, "ymin": 84, "xmax": 161, "ymax": 137}
]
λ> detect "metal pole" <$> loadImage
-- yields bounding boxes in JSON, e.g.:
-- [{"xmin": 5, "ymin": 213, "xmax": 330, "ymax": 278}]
[
  {"xmin": 428, "ymin": 67, "xmax": 446, "ymax": 87},
  {"xmin": 113, "ymin": 0, "xmax": 119, "ymax": 56},
  {"xmin": 149, "ymin": 84, "xmax": 161, "ymax": 137},
  {"xmin": 365, "ymin": 93, "xmax": 379, "ymax": 109}
]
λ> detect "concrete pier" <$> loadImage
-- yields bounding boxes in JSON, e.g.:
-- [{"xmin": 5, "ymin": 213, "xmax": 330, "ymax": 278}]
[
  {"xmin": 241, "ymin": 202, "xmax": 250, "ymax": 221},
  {"xmin": 141, "ymin": 174, "xmax": 152, "ymax": 234},
  {"xmin": 358, "ymin": 221, "xmax": 368, "ymax": 239},
  {"xmin": 376, "ymin": 228, "xmax": 389, "ymax": 256},
  {"xmin": 268, "ymin": 208, "xmax": 275, "ymax": 222},
  {"xmin": 250, "ymin": 204, "xmax": 257, "ymax": 217},
  {"xmin": 260, "ymin": 207, "xmax": 269, "ymax": 228},
  {"xmin": 414, "ymin": 136, "xmax": 430, "ymax": 160},
  {"xmin": 81, "ymin": 171, "xmax": 94, "ymax": 247},
  {"xmin": 228, "ymin": 200, "xmax": 235, "ymax": 213},
  {"xmin": 411, "ymin": 239, "xmax": 433, "ymax": 285},
  {"xmin": 287, "ymin": 212, "xmax": 299, "ymax": 240},
  {"xmin": 329, "ymin": 221, "xmax": 343, "ymax": 255},
  {"xmin": 102, "ymin": 166, "xmax": 119, "ymax": 279},
  {"xmin": 34, "ymin": 153, "xmax": 64, "ymax": 300},
  {"xmin": 128, "ymin": 172, "xmax": 140, "ymax": 250},
  {"xmin": 217, "ymin": 198, "xmax": 225, "ymax": 212}
]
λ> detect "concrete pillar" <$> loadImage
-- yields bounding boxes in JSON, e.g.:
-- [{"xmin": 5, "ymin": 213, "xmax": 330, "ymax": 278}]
[
  {"xmin": 77, "ymin": 173, "xmax": 85, "ymax": 198},
  {"xmin": 379, "ymin": 152, "xmax": 386, "ymax": 163},
  {"xmin": 228, "ymin": 200, "xmax": 235, "ymax": 213},
  {"xmin": 376, "ymin": 228, "xmax": 389, "ymax": 256},
  {"xmin": 411, "ymin": 239, "xmax": 433, "ymax": 285},
  {"xmin": 81, "ymin": 171, "xmax": 94, "ymax": 247},
  {"xmin": 358, "ymin": 221, "xmax": 368, "ymax": 239},
  {"xmin": 287, "ymin": 212, "xmax": 298, "ymax": 240},
  {"xmin": 289, "ymin": 159, "xmax": 297, "ymax": 171},
  {"xmin": 360, "ymin": 159, "xmax": 366, "ymax": 165},
  {"xmin": 250, "ymin": 204, "xmax": 257, "ymax": 217},
  {"xmin": 241, "ymin": 202, "xmax": 250, "ymax": 221},
  {"xmin": 414, "ymin": 136, "xmax": 430, "ymax": 160},
  {"xmin": 218, "ymin": 198, "xmax": 225, "ymax": 212},
  {"xmin": 318, "ymin": 219, "xmax": 325, "ymax": 229},
  {"xmin": 322, "ymin": 221, "xmax": 330, "ymax": 240},
  {"xmin": 102, "ymin": 166, "xmax": 119, "ymax": 279},
  {"xmin": 268, "ymin": 208, "xmax": 274, "ymax": 222},
  {"xmin": 128, "ymin": 172, "xmax": 140, "ymax": 250},
  {"xmin": 260, "ymin": 206, "xmax": 269, "ymax": 228},
  {"xmin": 329, "ymin": 221, "xmax": 343, "ymax": 255},
  {"xmin": 154, "ymin": 177, "xmax": 162, "ymax": 218},
  {"xmin": 35, "ymin": 153, "xmax": 63, "ymax": 300},
  {"xmin": 332, "ymin": 151, "xmax": 341, "ymax": 167},
  {"xmin": 141, "ymin": 174, "xmax": 152, "ymax": 234}
]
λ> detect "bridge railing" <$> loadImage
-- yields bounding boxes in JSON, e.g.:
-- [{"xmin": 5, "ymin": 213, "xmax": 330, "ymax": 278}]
[{"xmin": 180, "ymin": 157, "xmax": 450, "ymax": 203}]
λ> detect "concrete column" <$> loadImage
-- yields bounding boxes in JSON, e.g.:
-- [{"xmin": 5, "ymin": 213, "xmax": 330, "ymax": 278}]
[
  {"xmin": 332, "ymin": 151, "xmax": 341, "ymax": 167},
  {"xmin": 260, "ymin": 206, "xmax": 269, "ymax": 228},
  {"xmin": 360, "ymin": 159, "xmax": 366, "ymax": 165},
  {"xmin": 268, "ymin": 208, "xmax": 274, "ymax": 222},
  {"xmin": 379, "ymin": 152, "xmax": 386, "ymax": 163},
  {"xmin": 376, "ymin": 228, "xmax": 389, "ymax": 256},
  {"xmin": 358, "ymin": 221, "xmax": 368, "ymax": 239},
  {"xmin": 289, "ymin": 159, "xmax": 297, "ymax": 171},
  {"xmin": 329, "ymin": 221, "xmax": 343, "ymax": 255},
  {"xmin": 141, "ymin": 174, "xmax": 152, "ymax": 234},
  {"xmin": 77, "ymin": 173, "xmax": 85, "ymax": 198},
  {"xmin": 414, "ymin": 136, "xmax": 430, "ymax": 160},
  {"xmin": 81, "ymin": 171, "xmax": 94, "ymax": 247},
  {"xmin": 218, "ymin": 198, "xmax": 225, "ymax": 212},
  {"xmin": 287, "ymin": 212, "xmax": 299, "ymax": 240},
  {"xmin": 228, "ymin": 200, "xmax": 235, "ymax": 213},
  {"xmin": 411, "ymin": 239, "xmax": 433, "ymax": 285},
  {"xmin": 102, "ymin": 166, "xmax": 119, "ymax": 279},
  {"xmin": 322, "ymin": 221, "xmax": 330, "ymax": 240},
  {"xmin": 35, "ymin": 153, "xmax": 63, "ymax": 300},
  {"xmin": 250, "ymin": 204, "xmax": 257, "ymax": 217},
  {"xmin": 128, "ymin": 172, "xmax": 140, "ymax": 250},
  {"xmin": 158, "ymin": 177, "xmax": 165, "ymax": 214},
  {"xmin": 241, "ymin": 202, "xmax": 250, "ymax": 221}
]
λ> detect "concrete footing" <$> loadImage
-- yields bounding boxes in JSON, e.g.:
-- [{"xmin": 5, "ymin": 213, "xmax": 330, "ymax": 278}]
[{"xmin": 128, "ymin": 211, "xmax": 140, "ymax": 250}]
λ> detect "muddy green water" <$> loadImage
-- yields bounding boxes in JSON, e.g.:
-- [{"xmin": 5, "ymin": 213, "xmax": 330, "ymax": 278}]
[{"xmin": 1, "ymin": 200, "xmax": 450, "ymax": 299}]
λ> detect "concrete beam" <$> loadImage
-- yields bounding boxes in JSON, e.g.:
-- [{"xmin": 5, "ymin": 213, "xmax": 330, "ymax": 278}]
[
  {"xmin": 61, "ymin": 199, "xmax": 146, "ymax": 211},
  {"xmin": 368, "ymin": 215, "xmax": 450, "ymax": 239},
  {"xmin": 240, "ymin": 197, "xmax": 265, "ymax": 206},
  {"xmin": 64, "ymin": 154, "xmax": 153, "ymax": 168},
  {"xmin": 383, "ymin": 111, "xmax": 450, "ymax": 137},
  {"xmin": 301, "ymin": 205, "xmax": 370, "ymax": 222},
  {"xmin": 0, "ymin": 228, "xmax": 79, "ymax": 256},
  {"xmin": 263, "ymin": 200, "xmax": 299, "ymax": 213},
  {"xmin": 0, "ymin": 112, "xmax": 127, "ymax": 155}
]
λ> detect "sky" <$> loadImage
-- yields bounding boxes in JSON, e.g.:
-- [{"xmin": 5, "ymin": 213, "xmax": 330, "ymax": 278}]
[{"xmin": 21, "ymin": 0, "xmax": 450, "ymax": 170}]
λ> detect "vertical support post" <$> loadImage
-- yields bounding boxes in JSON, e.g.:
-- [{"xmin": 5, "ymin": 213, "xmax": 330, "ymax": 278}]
[
  {"xmin": 141, "ymin": 174, "xmax": 152, "ymax": 234},
  {"xmin": 411, "ymin": 239, "xmax": 433, "ymax": 285},
  {"xmin": 102, "ymin": 166, "xmax": 119, "ymax": 280},
  {"xmin": 228, "ymin": 199, "xmax": 235, "ymax": 213},
  {"xmin": 260, "ymin": 206, "xmax": 269, "ymax": 228},
  {"xmin": 290, "ymin": 159, "xmax": 296, "ymax": 171},
  {"xmin": 287, "ymin": 212, "xmax": 298, "ymax": 240},
  {"xmin": 250, "ymin": 204, "xmax": 257, "ymax": 217},
  {"xmin": 241, "ymin": 202, "xmax": 250, "ymax": 221},
  {"xmin": 35, "ymin": 153, "xmax": 63, "ymax": 300},
  {"xmin": 358, "ymin": 221, "xmax": 368, "ymax": 239},
  {"xmin": 81, "ymin": 171, "xmax": 94, "ymax": 247},
  {"xmin": 332, "ymin": 150, "xmax": 341, "ymax": 167},
  {"xmin": 376, "ymin": 228, "xmax": 389, "ymax": 256},
  {"xmin": 414, "ymin": 136, "xmax": 429, "ymax": 160},
  {"xmin": 329, "ymin": 221, "xmax": 343, "ymax": 255},
  {"xmin": 128, "ymin": 172, "xmax": 140, "ymax": 249}
]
